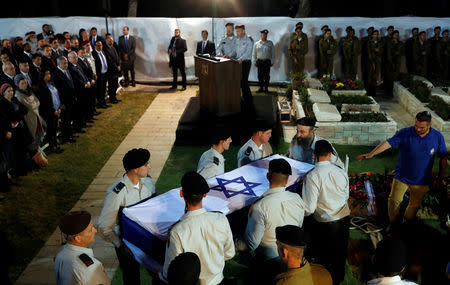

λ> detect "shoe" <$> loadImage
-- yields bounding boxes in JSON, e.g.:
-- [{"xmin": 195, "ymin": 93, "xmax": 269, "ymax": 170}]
[
  {"xmin": 71, "ymin": 135, "xmax": 80, "ymax": 138},
  {"xmin": 105, "ymin": 104, "xmax": 112, "ymax": 108},
  {"xmin": 63, "ymin": 138, "xmax": 76, "ymax": 143},
  {"xmin": 131, "ymin": 83, "xmax": 136, "ymax": 87},
  {"xmin": 97, "ymin": 105, "xmax": 107, "ymax": 109},
  {"xmin": 85, "ymin": 119, "xmax": 94, "ymax": 123},
  {"xmin": 181, "ymin": 87, "xmax": 186, "ymax": 91},
  {"xmin": 265, "ymin": 87, "xmax": 269, "ymax": 93},
  {"xmin": 257, "ymin": 87, "xmax": 264, "ymax": 93},
  {"xmin": 110, "ymin": 99, "xmax": 119, "ymax": 104},
  {"xmin": 169, "ymin": 86, "xmax": 177, "ymax": 90},
  {"xmin": 93, "ymin": 111, "xmax": 101, "ymax": 116},
  {"xmin": 75, "ymin": 129, "xmax": 86, "ymax": 134}
]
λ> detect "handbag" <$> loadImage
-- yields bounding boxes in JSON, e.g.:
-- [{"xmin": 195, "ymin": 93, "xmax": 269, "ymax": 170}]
[{"xmin": 32, "ymin": 147, "xmax": 48, "ymax": 168}]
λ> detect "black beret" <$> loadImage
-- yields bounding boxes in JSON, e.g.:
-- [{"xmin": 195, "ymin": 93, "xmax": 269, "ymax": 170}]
[
  {"xmin": 321, "ymin": 25, "xmax": 329, "ymax": 30},
  {"xmin": 59, "ymin": 211, "xmax": 91, "ymax": 235},
  {"xmin": 181, "ymin": 171, "xmax": 210, "ymax": 195},
  {"xmin": 296, "ymin": 117, "xmax": 316, "ymax": 127},
  {"xmin": 269, "ymin": 158, "xmax": 292, "ymax": 175},
  {"xmin": 345, "ymin": 26, "xmax": 353, "ymax": 32},
  {"xmin": 434, "ymin": 26, "xmax": 441, "ymax": 30},
  {"xmin": 123, "ymin": 148, "xmax": 150, "ymax": 171},
  {"xmin": 168, "ymin": 252, "xmax": 201, "ymax": 285},
  {"xmin": 260, "ymin": 29, "xmax": 269, "ymax": 34},
  {"xmin": 37, "ymin": 34, "xmax": 44, "ymax": 41},
  {"xmin": 375, "ymin": 237, "xmax": 408, "ymax": 275},
  {"xmin": 367, "ymin": 26, "xmax": 374, "ymax": 31},
  {"xmin": 252, "ymin": 119, "xmax": 273, "ymax": 133},
  {"xmin": 225, "ymin": 23, "xmax": 234, "ymax": 27},
  {"xmin": 276, "ymin": 225, "xmax": 308, "ymax": 247},
  {"xmin": 296, "ymin": 22, "xmax": 303, "ymax": 27},
  {"xmin": 387, "ymin": 25, "xmax": 394, "ymax": 30}
]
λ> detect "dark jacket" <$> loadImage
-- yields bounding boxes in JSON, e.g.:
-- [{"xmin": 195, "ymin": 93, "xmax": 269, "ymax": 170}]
[
  {"xmin": 41, "ymin": 56, "xmax": 57, "ymax": 73},
  {"xmin": 0, "ymin": 96, "xmax": 32, "ymax": 147},
  {"xmin": 196, "ymin": 40, "xmax": 216, "ymax": 56},
  {"xmin": 35, "ymin": 82, "xmax": 58, "ymax": 121},
  {"xmin": 89, "ymin": 35, "xmax": 105, "ymax": 48},
  {"xmin": 68, "ymin": 63, "xmax": 89, "ymax": 91},
  {"xmin": 52, "ymin": 67, "xmax": 75, "ymax": 107},
  {"xmin": 118, "ymin": 35, "xmax": 136, "ymax": 61},
  {"xmin": 104, "ymin": 44, "xmax": 121, "ymax": 75},
  {"xmin": 78, "ymin": 57, "xmax": 95, "ymax": 81},
  {"xmin": 168, "ymin": 37, "xmax": 187, "ymax": 67},
  {"xmin": 0, "ymin": 74, "xmax": 15, "ymax": 87}
]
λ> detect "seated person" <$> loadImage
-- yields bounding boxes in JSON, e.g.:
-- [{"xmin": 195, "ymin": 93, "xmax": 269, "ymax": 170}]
[{"xmin": 287, "ymin": 117, "xmax": 343, "ymax": 168}]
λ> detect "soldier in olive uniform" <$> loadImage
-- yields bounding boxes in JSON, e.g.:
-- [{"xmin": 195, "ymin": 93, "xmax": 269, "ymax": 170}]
[
  {"xmin": 288, "ymin": 23, "xmax": 309, "ymax": 75},
  {"xmin": 366, "ymin": 30, "xmax": 383, "ymax": 98},
  {"xmin": 361, "ymin": 27, "xmax": 374, "ymax": 87},
  {"xmin": 428, "ymin": 26, "xmax": 442, "ymax": 78},
  {"xmin": 385, "ymin": 30, "xmax": 404, "ymax": 97},
  {"xmin": 340, "ymin": 26, "xmax": 360, "ymax": 80},
  {"xmin": 381, "ymin": 25, "xmax": 394, "ymax": 80},
  {"xmin": 413, "ymin": 31, "xmax": 430, "ymax": 77},
  {"xmin": 435, "ymin": 29, "xmax": 449, "ymax": 80},
  {"xmin": 405, "ymin": 28, "xmax": 419, "ymax": 74},
  {"xmin": 315, "ymin": 25, "xmax": 329, "ymax": 76},
  {"xmin": 318, "ymin": 28, "xmax": 337, "ymax": 77}
]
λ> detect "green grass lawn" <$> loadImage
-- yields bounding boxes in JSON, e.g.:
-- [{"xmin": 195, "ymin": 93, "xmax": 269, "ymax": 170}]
[
  {"xmin": 0, "ymin": 91, "xmax": 156, "ymax": 283},
  {"xmin": 112, "ymin": 141, "xmax": 448, "ymax": 284}
]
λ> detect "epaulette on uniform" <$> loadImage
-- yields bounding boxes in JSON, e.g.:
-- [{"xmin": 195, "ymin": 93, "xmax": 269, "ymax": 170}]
[
  {"xmin": 79, "ymin": 253, "xmax": 94, "ymax": 267},
  {"xmin": 213, "ymin": 156, "xmax": 220, "ymax": 165},
  {"xmin": 244, "ymin": 146, "xmax": 252, "ymax": 156},
  {"xmin": 113, "ymin": 182, "xmax": 125, "ymax": 194}
]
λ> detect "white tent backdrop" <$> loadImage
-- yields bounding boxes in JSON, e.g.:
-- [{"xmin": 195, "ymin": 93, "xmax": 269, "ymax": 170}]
[{"xmin": 1, "ymin": 16, "xmax": 449, "ymax": 82}]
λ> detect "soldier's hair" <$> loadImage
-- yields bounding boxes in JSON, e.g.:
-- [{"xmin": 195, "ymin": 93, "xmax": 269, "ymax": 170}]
[
  {"xmin": 373, "ymin": 30, "xmax": 379, "ymax": 35},
  {"xmin": 277, "ymin": 241, "xmax": 305, "ymax": 259},
  {"xmin": 393, "ymin": 30, "xmax": 399, "ymax": 35},
  {"xmin": 419, "ymin": 31, "xmax": 426, "ymax": 36},
  {"xmin": 321, "ymin": 25, "xmax": 328, "ymax": 30},
  {"xmin": 201, "ymin": 30, "xmax": 208, "ymax": 35},
  {"xmin": 443, "ymin": 29, "xmax": 449, "ymax": 34},
  {"xmin": 313, "ymin": 140, "xmax": 333, "ymax": 157},
  {"xmin": 325, "ymin": 28, "xmax": 331, "ymax": 34},
  {"xmin": 412, "ymin": 27, "xmax": 419, "ymax": 32},
  {"xmin": 416, "ymin": 111, "xmax": 431, "ymax": 123},
  {"xmin": 434, "ymin": 26, "xmax": 441, "ymax": 31},
  {"xmin": 387, "ymin": 25, "xmax": 394, "ymax": 30},
  {"xmin": 367, "ymin": 27, "xmax": 374, "ymax": 31}
]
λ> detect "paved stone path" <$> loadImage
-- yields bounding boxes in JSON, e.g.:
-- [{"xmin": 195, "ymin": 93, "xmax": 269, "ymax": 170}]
[{"xmin": 15, "ymin": 85, "xmax": 196, "ymax": 284}]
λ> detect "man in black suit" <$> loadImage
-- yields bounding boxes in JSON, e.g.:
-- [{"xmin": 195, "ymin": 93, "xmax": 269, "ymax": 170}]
[
  {"xmin": 52, "ymin": 56, "xmax": 76, "ymax": 143},
  {"xmin": 50, "ymin": 38, "xmax": 61, "ymax": 61},
  {"xmin": 30, "ymin": 53, "xmax": 42, "ymax": 84},
  {"xmin": 41, "ymin": 45, "xmax": 57, "ymax": 73},
  {"xmin": 92, "ymin": 41, "xmax": 110, "ymax": 109},
  {"xmin": 0, "ymin": 61, "xmax": 15, "ymax": 86},
  {"xmin": 118, "ymin": 26, "xmax": 136, "ymax": 87},
  {"xmin": 90, "ymin": 27, "xmax": 105, "ymax": 50},
  {"xmin": 77, "ymin": 47, "xmax": 97, "ymax": 122},
  {"xmin": 196, "ymin": 30, "xmax": 216, "ymax": 56},
  {"xmin": 37, "ymin": 24, "xmax": 53, "ymax": 40},
  {"xmin": 68, "ymin": 51, "xmax": 91, "ymax": 133},
  {"xmin": 168, "ymin": 29, "xmax": 188, "ymax": 91},
  {"xmin": 104, "ymin": 34, "xmax": 121, "ymax": 104}
]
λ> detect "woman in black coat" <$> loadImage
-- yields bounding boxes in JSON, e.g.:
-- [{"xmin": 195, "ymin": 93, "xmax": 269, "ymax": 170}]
[{"xmin": 0, "ymin": 83, "xmax": 33, "ymax": 176}]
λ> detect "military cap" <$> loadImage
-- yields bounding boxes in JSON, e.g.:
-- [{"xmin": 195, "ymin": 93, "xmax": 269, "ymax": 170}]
[
  {"xmin": 225, "ymin": 23, "xmax": 234, "ymax": 27},
  {"xmin": 252, "ymin": 119, "xmax": 273, "ymax": 133},
  {"xmin": 260, "ymin": 29, "xmax": 269, "ymax": 34},
  {"xmin": 296, "ymin": 117, "xmax": 316, "ymax": 128},
  {"xmin": 296, "ymin": 22, "xmax": 303, "ymax": 27},
  {"xmin": 235, "ymin": 24, "xmax": 245, "ymax": 29},
  {"xmin": 276, "ymin": 225, "xmax": 308, "ymax": 247},
  {"xmin": 123, "ymin": 148, "xmax": 150, "ymax": 171},
  {"xmin": 37, "ymin": 34, "xmax": 44, "ymax": 41},
  {"xmin": 181, "ymin": 171, "xmax": 210, "ymax": 196},
  {"xmin": 59, "ymin": 211, "xmax": 91, "ymax": 235},
  {"xmin": 321, "ymin": 25, "xmax": 329, "ymax": 31},
  {"xmin": 269, "ymin": 158, "xmax": 292, "ymax": 175},
  {"xmin": 375, "ymin": 237, "xmax": 408, "ymax": 275},
  {"xmin": 345, "ymin": 26, "xmax": 353, "ymax": 32},
  {"xmin": 167, "ymin": 252, "xmax": 201, "ymax": 285}
]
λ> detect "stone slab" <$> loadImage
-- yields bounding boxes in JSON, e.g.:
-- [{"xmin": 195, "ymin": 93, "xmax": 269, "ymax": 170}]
[
  {"xmin": 313, "ymin": 103, "xmax": 342, "ymax": 122},
  {"xmin": 308, "ymin": 88, "xmax": 331, "ymax": 103},
  {"xmin": 431, "ymin": 87, "xmax": 450, "ymax": 104},
  {"xmin": 412, "ymin": 75, "xmax": 434, "ymax": 89},
  {"xmin": 304, "ymin": 77, "xmax": 323, "ymax": 89}
]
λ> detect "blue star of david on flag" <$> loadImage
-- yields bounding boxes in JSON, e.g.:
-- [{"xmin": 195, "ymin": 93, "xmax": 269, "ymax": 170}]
[{"xmin": 210, "ymin": 176, "xmax": 262, "ymax": 198}]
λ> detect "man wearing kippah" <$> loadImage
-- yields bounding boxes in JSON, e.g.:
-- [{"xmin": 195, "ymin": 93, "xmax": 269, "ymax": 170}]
[
  {"xmin": 55, "ymin": 211, "xmax": 110, "ymax": 285},
  {"xmin": 98, "ymin": 148, "xmax": 156, "ymax": 285},
  {"xmin": 357, "ymin": 111, "xmax": 447, "ymax": 227},
  {"xmin": 197, "ymin": 127, "xmax": 232, "ymax": 179},
  {"xmin": 287, "ymin": 117, "xmax": 343, "ymax": 168},
  {"xmin": 302, "ymin": 140, "xmax": 350, "ymax": 285},
  {"xmin": 275, "ymin": 225, "xmax": 332, "ymax": 285},
  {"xmin": 368, "ymin": 237, "xmax": 417, "ymax": 284},
  {"xmin": 160, "ymin": 171, "xmax": 235, "ymax": 285},
  {"xmin": 236, "ymin": 158, "xmax": 305, "ymax": 285},
  {"xmin": 237, "ymin": 120, "xmax": 273, "ymax": 167}
]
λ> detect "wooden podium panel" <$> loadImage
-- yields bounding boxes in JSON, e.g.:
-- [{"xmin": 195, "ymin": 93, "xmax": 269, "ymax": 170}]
[{"xmin": 194, "ymin": 56, "xmax": 242, "ymax": 116}]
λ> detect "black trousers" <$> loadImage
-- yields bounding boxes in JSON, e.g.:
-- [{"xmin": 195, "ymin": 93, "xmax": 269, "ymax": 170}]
[
  {"xmin": 107, "ymin": 74, "xmax": 119, "ymax": 101},
  {"xmin": 87, "ymin": 85, "xmax": 97, "ymax": 119},
  {"xmin": 123, "ymin": 61, "xmax": 135, "ymax": 84},
  {"xmin": 308, "ymin": 216, "xmax": 350, "ymax": 285},
  {"xmin": 241, "ymin": 60, "xmax": 252, "ymax": 104},
  {"xmin": 171, "ymin": 64, "xmax": 186, "ymax": 88},
  {"xmin": 73, "ymin": 90, "xmax": 87, "ymax": 130},
  {"xmin": 44, "ymin": 114, "xmax": 58, "ymax": 148},
  {"xmin": 96, "ymin": 73, "xmax": 107, "ymax": 106},
  {"xmin": 257, "ymin": 59, "xmax": 271, "ymax": 89},
  {"xmin": 60, "ymin": 107, "xmax": 72, "ymax": 139},
  {"xmin": 115, "ymin": 246, "xmax": 141, "ymax": 285}
]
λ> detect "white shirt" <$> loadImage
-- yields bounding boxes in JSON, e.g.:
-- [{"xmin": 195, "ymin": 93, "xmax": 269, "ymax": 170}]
[
  {"xmin": 244, "ymin": 187, "xmax": 305, "ymax": 259},
  {"xmin": 367, "ymin": 276, "xmax": 417, "ymax": 285},
  {"xmin": 197, "ymin": 147, "xmax": 225, "ymax": 179},
  {"xmin": 302, "ymin": 161, "xmax": 350, "ymax": 222},
  {"xmin": 54, "ymin": 244, "xmax": 110, "ymax": 285},
  {"xmin": 98, "ymin": 174, "xmax": 155, "ymax": 247},
  {"xmin": 97, "ymin": 50, "xmax": 108, "ymax": 74},
  {"xmin": 161, "ymin": 208, "xmax": 235, "ymax": 285}
]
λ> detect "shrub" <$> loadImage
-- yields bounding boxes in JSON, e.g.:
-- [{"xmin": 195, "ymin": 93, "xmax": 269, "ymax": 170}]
[
  {"xmin": 427, "ymin": 97, "xmax": 450, "ymax": 121},
  {"xmin": 290, "ymin": 71, "xmax": 306, "ymax": 81},
  {"xmin": 298, "ymin": 86, "xmax": 315, "ymax": 119},
  {"xmin": 285, "ymin": 85, "xmax": 293, "ymax": 101},
  {"xmin": 341, "ymin": 112, "xmax": 389, "ymax": 122},
  {"xmin": 409, "ymin": 80, "xmax": 431, "ymax": 103},
  {"xmin": 330, "ymin": 95, "xmax": 373, "ymax": 105}
]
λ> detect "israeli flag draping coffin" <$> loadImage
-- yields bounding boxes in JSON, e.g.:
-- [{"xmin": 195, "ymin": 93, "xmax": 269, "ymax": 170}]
[{"xmin": 121, "ymin": 154, "xmax": 314, "ymax": 254}]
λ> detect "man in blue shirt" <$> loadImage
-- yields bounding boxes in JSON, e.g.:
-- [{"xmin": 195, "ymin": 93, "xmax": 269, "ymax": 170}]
[{"xmin": 357, "ymin": 111, "xmax": 447, "ymax": 223}]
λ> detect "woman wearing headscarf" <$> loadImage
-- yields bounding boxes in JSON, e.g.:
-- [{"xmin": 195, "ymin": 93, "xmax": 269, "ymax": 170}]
[
  {"xmin": 0, "ymin": 83, "xmax": 33, "ymax": 176},
  {"xmin": 36, "ymin": 69, "xmax": 63, "ymax": 154},
  {"xmin": 14, "ymin": 73, "xmax": 44, "ymax": 150}
]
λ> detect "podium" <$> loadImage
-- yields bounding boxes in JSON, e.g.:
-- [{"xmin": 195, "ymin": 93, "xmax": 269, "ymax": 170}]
[{"xmin": 194, "ymin": 56, "xmax": 242, "ymax": 116}]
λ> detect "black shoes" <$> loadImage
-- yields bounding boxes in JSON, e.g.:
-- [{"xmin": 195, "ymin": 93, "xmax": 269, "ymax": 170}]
[{"xmin": 181, "ymin": 87, "xmax": 186, "ymax": 91}]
